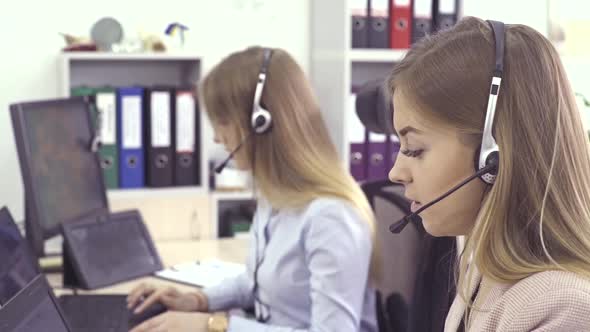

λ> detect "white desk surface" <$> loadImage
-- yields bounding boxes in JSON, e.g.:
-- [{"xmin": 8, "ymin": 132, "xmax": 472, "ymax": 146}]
[{"xmin": 48, "ymin": 238, "xmax": 249, "ymax": 296}]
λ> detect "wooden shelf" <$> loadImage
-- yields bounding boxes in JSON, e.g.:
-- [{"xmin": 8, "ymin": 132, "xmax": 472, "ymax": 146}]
[
  {"xmin": 211, "ymin": 190, "xmax": 255, "ymax": 201},
  {"xmin": 60, "ymin": 52, "xmax": 202, "ymax": 61},
  {"xmin": 349, "ymin": 49, "xmax": 408, "ymax": 63},
  {"xmin": 106, "ymin": 188, "xmax": 256, "ymax": 201},
  {"xmin": 107, "ymin": 186, "xmax": 207, "ymax": 199}
]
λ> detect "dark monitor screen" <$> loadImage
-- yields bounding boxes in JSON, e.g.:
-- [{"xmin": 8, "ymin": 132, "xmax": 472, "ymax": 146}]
[
  {"xmin": 0, "ymin": 275, "xmax": 71, "ymax": 332},
  {"xmin": 10, "ymin": 97, "xmax": 108, "ymax": 244},
  {"xmin": 62, "ymin": 210, "xmax": 163, "ymax": 289},
  {"xmin": 0, "ymin": 207, "xmax": 39, "ymax": 305}
]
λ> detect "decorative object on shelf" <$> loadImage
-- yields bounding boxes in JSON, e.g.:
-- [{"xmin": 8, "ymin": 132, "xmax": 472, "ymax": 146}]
[
  {"xmin": 60, "ymin": 33, "xmax": 92, "ymax": 46},
  {"xmin": 140, "ymin": 34, "xmax": 166, "ymax": 52},
  {"xmin": 90, "ymin": 17, "xmax": 124, "ymax": 52},
  {"xmin": 164, "ymin": 22, "xmax": 189, "ymax": 50},
  {"xmin": 112, "ymin": 38, "xmax": 144, "ymax": 53},
  {"xmin": 60, "ymin": 33, "xmax": 97, "ymax": 52}
]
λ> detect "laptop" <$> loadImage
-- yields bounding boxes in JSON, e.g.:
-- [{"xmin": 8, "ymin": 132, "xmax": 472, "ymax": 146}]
[
  {"xmin": 0, "ymin": 207, "xmax": 166, "ymax": 331},
  {"xmin": 0, "ymin": 274, "xmax": 73, "ymax": 332},
  {"xmin": 61, "ymin": 209, "xmax": 163, "ymax": 290},
  {"xmin": 0, "ymin": 208, "xmax": 39, "ymax": 305}
]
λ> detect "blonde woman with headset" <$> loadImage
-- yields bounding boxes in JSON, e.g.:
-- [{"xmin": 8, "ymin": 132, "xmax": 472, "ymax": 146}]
[
  {"xmin": 387, "ymin": 17, "xmax": 590, "ymax": 331},
  {"xmin": 127, "ymin": 46, "xmax": 380, "ymax": 332}
]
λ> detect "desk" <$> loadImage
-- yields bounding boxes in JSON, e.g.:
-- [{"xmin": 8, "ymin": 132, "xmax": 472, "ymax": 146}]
[{"xmin": 48, "ymin": 238, "xmax": 249, "ymax": 296}]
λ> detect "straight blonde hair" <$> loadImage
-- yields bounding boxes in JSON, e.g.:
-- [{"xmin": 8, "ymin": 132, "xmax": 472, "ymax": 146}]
[
  {"xmin": 200, "ymin": 46, "xmax": 381, "ymax": 281},
  {"xmin": 388, "ymin": 17, "xmax": 590, "ymax": 325}
]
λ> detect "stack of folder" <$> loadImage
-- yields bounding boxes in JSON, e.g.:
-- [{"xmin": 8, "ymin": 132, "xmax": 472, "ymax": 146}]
[
  {"xmin": 71, "ymin": 85, "xmax": 201, "ymax": 190},
  {"xmin": 351, "ymin": 0, "xmax": 460, "ymax": 49}
]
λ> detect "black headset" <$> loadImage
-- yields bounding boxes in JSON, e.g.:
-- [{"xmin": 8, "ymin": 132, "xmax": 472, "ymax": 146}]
[
  {"xmin": 389, "ymin": 20, "xmax": 505, "ymax": 233},
  {"xmin": 476, "ymin": 20, "xmax": 504, "ymax": 184},
  {"xmin": 214, "ymin": 48, "xmax": 274, "ymax": 174},
  {"xmin": 251, "ymin": 48, "xmax": 273, "ymax": 134}
]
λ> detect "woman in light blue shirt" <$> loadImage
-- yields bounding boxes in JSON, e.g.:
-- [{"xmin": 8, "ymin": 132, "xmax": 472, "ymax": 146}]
[{"xmin": 127, "ymin": 46, "xmax": 379, "ymax": 332}]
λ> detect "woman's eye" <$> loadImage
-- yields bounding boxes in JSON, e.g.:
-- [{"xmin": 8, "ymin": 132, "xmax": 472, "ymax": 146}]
[{"xmin": 401, "ymin": 149, "xmax": 423, "ymax": 158}]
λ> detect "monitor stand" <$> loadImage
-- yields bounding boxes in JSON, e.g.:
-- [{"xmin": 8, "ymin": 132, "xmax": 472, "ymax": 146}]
[{"xmin": 24, "ymin": 197, "xmax": 63, "ymax": 273}]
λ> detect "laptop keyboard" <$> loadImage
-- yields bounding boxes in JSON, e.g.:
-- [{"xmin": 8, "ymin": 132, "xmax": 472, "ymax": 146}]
[{"xmin": 58, "ymin": 294, "xmax": 129, "ymax": 332}]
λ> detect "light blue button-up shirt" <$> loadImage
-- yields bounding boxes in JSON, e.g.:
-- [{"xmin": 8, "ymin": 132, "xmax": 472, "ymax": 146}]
[{"xmin": 203, "ymin": 197, "xmax": 378, "ymax": 332}]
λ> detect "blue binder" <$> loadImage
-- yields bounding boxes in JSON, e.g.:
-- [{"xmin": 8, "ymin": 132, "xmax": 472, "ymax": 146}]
[{"xmin": 117, "ymin": 87, "xmax": 145, "ymax": 188}]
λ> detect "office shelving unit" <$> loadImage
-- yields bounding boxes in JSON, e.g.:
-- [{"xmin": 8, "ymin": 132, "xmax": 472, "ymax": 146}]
[
  {"xmin": 58, "ymin": 52, "xmax": 207, "ymax": 193},
  {"xmin": 57, "ymin": 52, "xmax": 254, "ymax": 240},
  {"xmin": 310, "ymin": 1, "xmax": 408, "ymax": 168},
  {"xmin": 310, "ymin": 0, "xmax": 463, "ymax": 168}
]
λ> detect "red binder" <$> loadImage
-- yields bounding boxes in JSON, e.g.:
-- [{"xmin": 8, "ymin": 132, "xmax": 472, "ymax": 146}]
[{"xmin": 390, "ymin": 0, "xmax": 412, "ymax": 49}]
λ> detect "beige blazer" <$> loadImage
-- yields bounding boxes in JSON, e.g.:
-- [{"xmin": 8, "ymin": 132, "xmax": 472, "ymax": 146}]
[{"xmin": 444, "ymin": 269, "xmax": 590, "ymax": 331}]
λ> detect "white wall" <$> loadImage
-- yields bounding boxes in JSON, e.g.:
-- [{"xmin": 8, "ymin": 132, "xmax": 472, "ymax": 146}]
[
  {"xmin": 462, "ymin": 0, "xmax": 549, "ymax": 35},
  {"xmin": 550, "ymin": 0, "xmax": 590, "ymax": 115},
  {"xmin": 0, "ymin": 0, "xmax": 310, "ymax": 221},
  {"xmin": 463, "ymin": 0, "xmax": 590, "ymax": 125},
  {"xmin": 462, "ymin": 0, "xmax": 590, "ymax": 96}
]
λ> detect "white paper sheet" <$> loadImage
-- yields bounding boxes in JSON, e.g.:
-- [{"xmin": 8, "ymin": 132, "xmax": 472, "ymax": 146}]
[{"xmin": 155, "ymin": 259, "xmax": 246, "ymax": 288}]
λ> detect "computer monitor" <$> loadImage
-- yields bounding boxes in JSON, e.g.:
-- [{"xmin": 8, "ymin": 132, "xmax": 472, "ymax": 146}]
[
  {"xmin": 0, "ymin": 207, "xmax": 40, "ymax": 305},
  {"xmin": 10, "ymin": 97, "xmax": 109, "ymax": 256},
  {"xmin": 0, "ymin": 274, "xmax": 72, "ymax": 332}
]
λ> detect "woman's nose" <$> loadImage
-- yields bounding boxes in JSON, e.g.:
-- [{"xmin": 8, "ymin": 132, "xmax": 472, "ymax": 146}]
[{"xmin": 388, "ymin": 158, "xmax": 411, "ymax": 185}]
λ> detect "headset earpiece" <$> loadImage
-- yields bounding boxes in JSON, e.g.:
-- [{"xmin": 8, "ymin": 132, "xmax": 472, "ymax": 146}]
[
  {"xmin": 485, "ymin": 151, "xmax": 499, "ymax": 175},
  {"xmin": 250, "ymin": 48, "xmax": 273, "ymax": 135},
  {"xmin": 474, "ymin": 147, "xmax": 499, "ymax": 184},
  {"xmin": 251, "ymin": 108, "xmax": 272, "ymax": 134},
  {"xmin": 214, "ymin": 48, "xmax": 274, "ymax": 174},
  {"xmin": 477, "ymin": 20, "xmax": 504, "ymax": 184}
]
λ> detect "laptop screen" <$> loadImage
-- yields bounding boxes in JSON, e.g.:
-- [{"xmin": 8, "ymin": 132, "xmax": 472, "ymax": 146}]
[
  {"xmin": 0, "ymin": 275, "xmax": 71, "ymax": 332},
  {"xmin": 0, "ymin": 208, "xmax": 39, "ymax": 305},
  {"xmin": 12, "ymin": 295, "xmax": 69, "ymax": 332}
]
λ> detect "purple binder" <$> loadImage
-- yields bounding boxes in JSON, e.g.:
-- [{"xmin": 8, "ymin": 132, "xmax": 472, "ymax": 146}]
[
  {"xmin": 367, "ymin": 132, "xmax": 389, "ymax": 180},
  {"xmin": 349, "ymin": 92, "xmax": 368, "ymax": 181}
]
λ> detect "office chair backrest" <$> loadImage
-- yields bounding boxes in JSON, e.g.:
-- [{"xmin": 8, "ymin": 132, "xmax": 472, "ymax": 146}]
[
  {"xmin": 363, "ymin": 180, "xmax": 425, "ymax": 331},
  {"xmin": 374, "ymin": 185, "xmax": 424, "ymax": 302},
  {"xmin": 362, "ymin": 180, "xmax": 456, "ymax": 332}
]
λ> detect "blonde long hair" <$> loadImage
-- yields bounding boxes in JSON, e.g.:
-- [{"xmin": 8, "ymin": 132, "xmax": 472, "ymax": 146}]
[
  {"xmin": 200, "ymin": 46, "xmax": 380, "ymax": 280},
  {"xmin": 388, "ymin": 16, "xmax": 590, "ymax": 319}
]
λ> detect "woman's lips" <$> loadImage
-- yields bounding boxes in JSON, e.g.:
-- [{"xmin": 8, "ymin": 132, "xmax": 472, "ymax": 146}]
[{"xmin": 411, "ymin": 201, "xmax": 422, "ymax": 213}]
